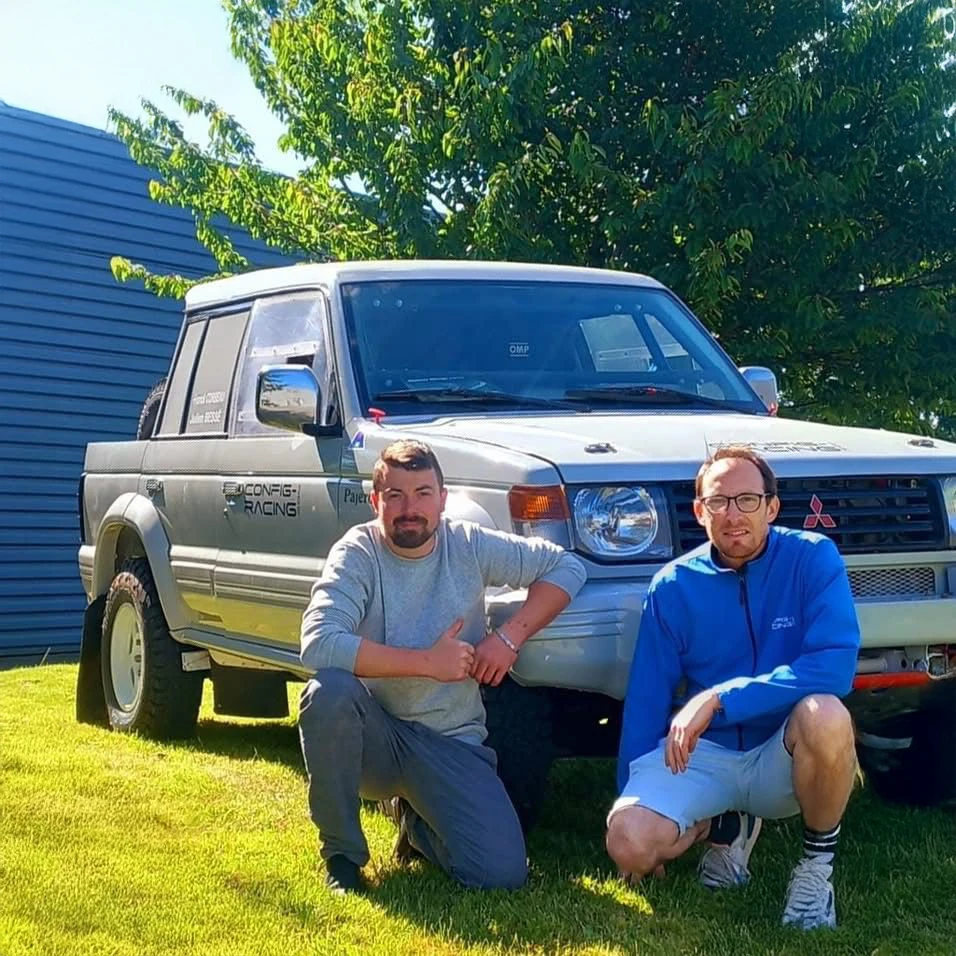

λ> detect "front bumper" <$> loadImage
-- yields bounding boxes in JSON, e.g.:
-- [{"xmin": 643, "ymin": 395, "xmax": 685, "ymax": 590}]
[
  {"xmin": 488, "ymin": 579, "xmax": 646, "ymax": 699},
  {"xmin": 488, "ymin": 562, "xmax": 956, "ymax": 700}
]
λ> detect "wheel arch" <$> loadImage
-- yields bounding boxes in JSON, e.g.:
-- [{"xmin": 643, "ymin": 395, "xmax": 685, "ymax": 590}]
[{"xmin": 92, "ymin": 492, "xmax": 192, "ymax": 632}]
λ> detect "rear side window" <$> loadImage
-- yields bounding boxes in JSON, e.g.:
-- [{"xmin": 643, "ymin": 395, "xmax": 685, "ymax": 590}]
[
  {"xmin": 157, "ymin": 320, "xmax": 205, "ymax": 435},
  {"xmin": 183, "ymin": 311, "xmax": 250, "ymax": 435}
]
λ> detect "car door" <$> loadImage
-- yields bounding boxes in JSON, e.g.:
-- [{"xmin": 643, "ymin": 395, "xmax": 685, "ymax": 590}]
[
  {"xmin": 141, "ymin": 308, "xmax": 250, "ymax": 630},
  {"xmin": 213, "ymin": 291, "xmax": 343, "ymax": 652}
]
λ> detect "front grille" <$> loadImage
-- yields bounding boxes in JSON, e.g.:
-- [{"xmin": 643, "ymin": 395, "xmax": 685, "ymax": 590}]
[
  {"xmin": 847, "ymin": 566, "xmax": 937, "ymax": 601},
  {"xmin": 672, "ymin": 476, "xmax": 945, "ymax": 554}
]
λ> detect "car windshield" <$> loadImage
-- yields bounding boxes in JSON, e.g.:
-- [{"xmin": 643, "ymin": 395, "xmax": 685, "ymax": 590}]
[{"xmin": 340, "ymin": 279, "xmax": 763, "ymax": 415}]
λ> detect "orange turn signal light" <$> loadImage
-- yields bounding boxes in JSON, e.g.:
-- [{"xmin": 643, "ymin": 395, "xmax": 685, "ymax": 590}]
[{"xmin": 508, "ymin": 485, "xmax": 570, "ymax": 522}]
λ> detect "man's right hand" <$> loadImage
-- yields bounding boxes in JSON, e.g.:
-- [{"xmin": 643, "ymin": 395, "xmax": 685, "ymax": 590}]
[
  {"xmin": 665, "ymin": 689, "xmax": 720, "ymax": 773},
  {"xmin": 424, "ymin": 619, "xmax": 474, "ymax": 681}
]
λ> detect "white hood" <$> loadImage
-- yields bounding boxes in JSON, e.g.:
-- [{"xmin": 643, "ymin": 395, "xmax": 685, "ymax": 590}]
[{"xmin": 411, "ymin": 411, "xmax": 956, "ymax": 483}]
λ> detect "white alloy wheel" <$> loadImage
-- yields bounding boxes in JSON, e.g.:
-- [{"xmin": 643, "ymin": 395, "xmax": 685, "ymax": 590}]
[{"xmin": 109, "ymin": 602, "xmax": 144, "ymax": 713}]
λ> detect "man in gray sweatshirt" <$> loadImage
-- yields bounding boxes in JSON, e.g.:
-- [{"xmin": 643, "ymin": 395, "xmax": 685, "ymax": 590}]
[{"xmin": 299, "ymin": 439, "xmax": 586, "ymax": 894}]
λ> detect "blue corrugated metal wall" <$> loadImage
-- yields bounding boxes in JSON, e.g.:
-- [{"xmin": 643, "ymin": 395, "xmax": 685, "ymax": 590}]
[{"xmin": 0, "ymin": 102, "xmax": 294, "ymax": 662}]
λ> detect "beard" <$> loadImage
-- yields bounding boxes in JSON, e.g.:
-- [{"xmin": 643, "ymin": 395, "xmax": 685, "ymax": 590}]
[{"xmin": 389, "ymin": 519, "xmax": 436, "ymax": 549}]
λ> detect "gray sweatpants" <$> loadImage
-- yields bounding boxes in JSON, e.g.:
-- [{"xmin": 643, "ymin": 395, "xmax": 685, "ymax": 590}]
[{"xmin": 298, "ymin": 668, "xmax": 528, "ymax": 890}]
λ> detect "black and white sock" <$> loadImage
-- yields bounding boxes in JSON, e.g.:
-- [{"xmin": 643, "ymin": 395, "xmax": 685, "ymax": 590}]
[{"xmin": 803, "ymin": 823, "xmax": 840, "ymax": 865}]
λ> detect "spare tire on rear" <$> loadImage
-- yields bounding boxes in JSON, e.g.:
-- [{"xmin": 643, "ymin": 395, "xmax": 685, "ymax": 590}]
[{"xmin": 136, "ymin": 377, "xmax": 167, "ymax": 440}]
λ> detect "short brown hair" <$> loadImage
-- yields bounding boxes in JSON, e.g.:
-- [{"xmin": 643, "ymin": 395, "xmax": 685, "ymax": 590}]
[
  {"xmin": 695, "ymin": 445, "xmax": 778, "ymax": 498},
  {"xmin": 372, "ymin": 440, "xmax": 445, "ymax": 491}
]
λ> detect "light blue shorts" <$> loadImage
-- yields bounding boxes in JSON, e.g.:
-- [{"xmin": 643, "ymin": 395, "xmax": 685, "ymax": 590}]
[{"xmin": 608, "ymin": 722, "xmax": 800, "ymax": 834}]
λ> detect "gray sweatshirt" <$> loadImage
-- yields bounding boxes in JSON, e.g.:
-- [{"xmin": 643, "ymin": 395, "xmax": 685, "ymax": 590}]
[{"xmin": 300, "ymin": 518, "xmax": 587, "ymax": 743}]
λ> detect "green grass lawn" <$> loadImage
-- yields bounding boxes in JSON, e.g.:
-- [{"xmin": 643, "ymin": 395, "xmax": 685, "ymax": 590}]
[{"xmin": 2, "ymin": 665, "xmax": 956, "ymax": 955}]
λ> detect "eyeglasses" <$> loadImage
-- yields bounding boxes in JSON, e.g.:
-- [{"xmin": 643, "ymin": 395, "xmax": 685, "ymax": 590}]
[{"xmin": 698, "ymin": 493, "xmax": 772, "ymax": 515}]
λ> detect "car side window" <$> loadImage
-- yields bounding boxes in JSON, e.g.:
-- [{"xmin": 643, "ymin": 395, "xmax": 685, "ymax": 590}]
[
  {"xmin": 182, "ymin": 310, "xmax": 250, "ymax": 435},
  {"xmin": 157, "ymin": 319, "xmax": 205, "ymax": 435},
  {"xmin": 231, "ymin": 293, "xmax": 333, "ymax": 437}
]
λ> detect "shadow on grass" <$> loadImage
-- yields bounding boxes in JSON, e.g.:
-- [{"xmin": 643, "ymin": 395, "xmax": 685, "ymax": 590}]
[
  {"xmin": 162, "ymin": 721, "xmax": 956, "ymax": 953},
  {"xmin": 181, "ymin": 717, "xmax": 306, "ymax": 775},
  {"xmin": 365, "ymin": 759, "xmax": 715, "ymax": 953},
  {"xmin": 365, "ymin": 764, "xmax": 956, "ymax": 954},
  {"xmin": 213, "ymin": 754, "xmax": 680, "ymax": 951}
]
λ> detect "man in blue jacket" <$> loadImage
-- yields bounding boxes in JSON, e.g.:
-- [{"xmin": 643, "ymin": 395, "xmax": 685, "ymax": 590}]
[{"xmin": 606, "ymin": 446, "xmax": 860, "ymax": 931}]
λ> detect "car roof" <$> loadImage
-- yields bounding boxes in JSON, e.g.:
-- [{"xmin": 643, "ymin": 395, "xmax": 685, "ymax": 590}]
[{"xmin": 183, "ymin": 259, "xmax": 665, "ymax": 310}]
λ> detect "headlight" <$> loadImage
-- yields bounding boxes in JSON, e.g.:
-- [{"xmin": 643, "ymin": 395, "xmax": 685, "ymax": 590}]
[
  {"xmin": 571, "ymin": 485, "xmax": 673, "ymax": 560},
  {"xmin": 942, "ymin": 477, "xmax": 956, "ymax": 546}
]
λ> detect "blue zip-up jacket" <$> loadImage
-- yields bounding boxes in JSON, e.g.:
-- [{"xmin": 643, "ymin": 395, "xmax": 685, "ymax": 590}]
[{"xmin": 616, "ymin": 526, "xmax": 861, "ymax": 792}]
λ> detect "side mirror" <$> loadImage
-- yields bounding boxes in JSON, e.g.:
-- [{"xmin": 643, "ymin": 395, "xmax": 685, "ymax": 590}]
[
  {"xmin": 739, "ymin": 366, "xmax": 779, "ymax": 415},
  {"xmin": 256, "ymin": 365, "xmax": 340, "ymax": 436}
]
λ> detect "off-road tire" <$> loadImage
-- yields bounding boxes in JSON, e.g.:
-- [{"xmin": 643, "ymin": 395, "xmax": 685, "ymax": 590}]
[
  {"xmin": 101, "ymin": 557, "xmax": 202, "ymax": 738},
  {"xmin": 861, "ymin": 705, "xmax": 956, "ymax": 807},
  {"xmin": 136, "ymin": 377, "xmax": 167, "ymax": 440},
  {"xmin": 483, "ymin": 680, "xmax": 555, "ymax": 833}
]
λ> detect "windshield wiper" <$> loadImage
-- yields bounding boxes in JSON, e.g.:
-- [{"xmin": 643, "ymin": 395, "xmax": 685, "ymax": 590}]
[
  {"xmin": 564, "ymin": 385, "xmax": 750, "ymax": 412},
  {"xmin": 373, "ymin": 386, "xmax": 590, "ymax": 412}
]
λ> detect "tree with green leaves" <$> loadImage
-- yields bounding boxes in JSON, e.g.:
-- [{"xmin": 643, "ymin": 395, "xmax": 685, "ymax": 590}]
[{"xmin": 110, "ymin": 0, "xmax": 956, "ymax": 434}]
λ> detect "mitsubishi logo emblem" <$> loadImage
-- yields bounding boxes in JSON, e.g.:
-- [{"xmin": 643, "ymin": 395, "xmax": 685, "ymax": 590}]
[{"xmin": 804, "ymin": 494, "xmax": 836, "ymax": 530}]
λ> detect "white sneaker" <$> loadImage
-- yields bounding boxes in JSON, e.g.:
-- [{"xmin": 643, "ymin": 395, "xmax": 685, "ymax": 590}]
[
  {"xmin": 782, "ymin": 856, "xmax": 837, "ymax": 930},
  {"xmin": 698, "ymin": 813, "xmax": 762, "ymax": 889}
]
